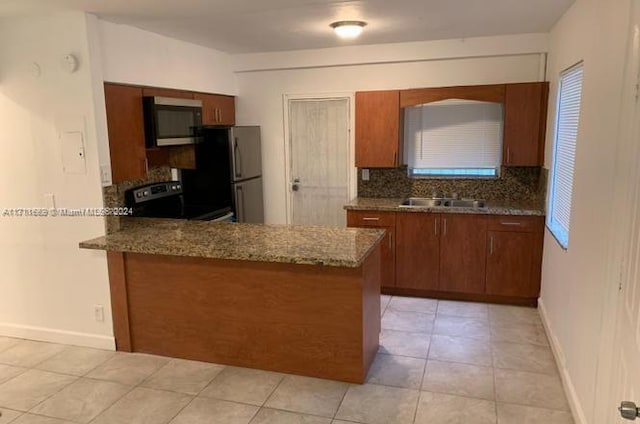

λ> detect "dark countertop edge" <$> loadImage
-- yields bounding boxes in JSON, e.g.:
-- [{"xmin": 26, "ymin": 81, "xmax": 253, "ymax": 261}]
[
  {"xmin": 78, "ymin": 229, "xmax": 386, "ymax": 269},
  {"xmin": 343, "ymin": 202, "xmax": 545, "ymax": 216}
]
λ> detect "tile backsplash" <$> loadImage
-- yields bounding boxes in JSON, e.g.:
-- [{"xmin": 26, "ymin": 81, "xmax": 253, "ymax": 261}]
[
  {"xmin": 102, "ymin": 166, "xmax": 173, "ymax": 233},
  {"xmin": 358, "ymin": 166, "xmax": 547, "ymax": 202}
]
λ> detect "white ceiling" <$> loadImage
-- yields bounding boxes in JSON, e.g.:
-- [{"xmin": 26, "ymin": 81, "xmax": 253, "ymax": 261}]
[{"xmin": 0, "ymin": 0, "xmax": 574, "ymax": 54}]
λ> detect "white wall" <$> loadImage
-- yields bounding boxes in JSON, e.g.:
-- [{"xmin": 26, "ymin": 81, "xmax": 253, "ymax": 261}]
[
  {"xmin": 98, "ymin": 19, "xmax": 236, "ymax": 95},
  {"xmin": 0, "ymin": 12, "xmax": 114, "ymax": 348},
  {"xmin": 539, "ymin": 0, "xmax": 631, "ymax": 422},
  {"xmin": 235, "ymin": 45, "xmax": 544, "ymax": 224}
]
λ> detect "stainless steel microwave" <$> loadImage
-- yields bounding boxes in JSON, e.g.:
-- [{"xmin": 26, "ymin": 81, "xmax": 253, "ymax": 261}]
[{"xmin": 143, "ymin": 96, "xmax": 203, "ymax": 147}]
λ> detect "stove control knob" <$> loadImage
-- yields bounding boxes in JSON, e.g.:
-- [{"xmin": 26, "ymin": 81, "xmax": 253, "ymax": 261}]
[
  {"xmin": 143, "ymin": 191, "xmax": 149, "ymax": 196},
  {"xmin": 136, "ymin": 192, "xmax": 142, "ymax": 198}
]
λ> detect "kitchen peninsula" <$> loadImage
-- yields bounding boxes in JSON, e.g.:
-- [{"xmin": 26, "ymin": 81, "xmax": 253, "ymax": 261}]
[{"xmin": 80, "ymin": 219, "xmax": 383, "ymax": 383}]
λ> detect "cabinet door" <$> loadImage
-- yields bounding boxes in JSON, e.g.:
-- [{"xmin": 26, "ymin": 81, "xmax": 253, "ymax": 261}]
[
  {"xmin": 355, "ymin": 91, "xmax": 401, "ymax": 168},
  {"xmin": 104, "ymin": 83, "xmax": 146, "ymax": 183},
  {"xmin": 347, "ymin": 211, "xmax": 396, "ymax": 289},
  {"xmin": 439, "ymin": 214, "xmax": 487, "ymax": 294},
  {"xmin": 486, "ymin": 231, "xmax": 535, "ymax": 297},
  {"xmin": 217, "ymin": 95, "xmax": 236, "ymax": 126},
  {"xmin": 193, "ymin": 93, "xmax": 236, "ymax": 126},
  {"xmin": 395, "ymin": 213, "xmax": 440, "ymax": 290},
  {"xmin": 503, "ymin": 82, "xmax": 549, "ymax": 166}
]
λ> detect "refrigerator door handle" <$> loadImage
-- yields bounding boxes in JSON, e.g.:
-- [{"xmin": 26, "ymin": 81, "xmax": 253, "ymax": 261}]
[
  {"xmin": 234, "ymin": 137, "xmax": 243, "ymax": 179},
  {"xmin": 235, "ymin": 185, "xmax": 244, "ymax": 222}
]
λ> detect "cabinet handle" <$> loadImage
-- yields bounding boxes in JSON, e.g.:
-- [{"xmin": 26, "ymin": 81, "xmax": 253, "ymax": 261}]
[
  {"xmin": 507, "ymin": 147, "xmax": 512, "ymax": 164},
  {"xmin": 490, "ymin": 235, "xmax": 494, "ymax": 255},
  {"xmin": 143, "ymin": 158, "xmax": 148, "ymax": 174},
  {"xmin": 443, "ymin": 218, "xmax": 447, "ymax": 236},
  {"xmin": 218, "ymin": 108, "xmax": 223, "ymax": 123},
  {"xmin": 388, "ymin": 232, "xmax": 393, "ymax": 250},
  {"xmin": 362, "ymin": 217, "xmax": 380, "ymax": 222},
  {"xmin": 217, "ymin": 108, "xmax": 221, "ymax": 123},
  {"xmin": 393, "ymin": 151, "xmax": 397, "ymax": 165},
  {"xmin": 500, "ymin": 221, "xmax": 523, "ymax": 226},
  {"xmin": 434, "ymin": 218, "xmax": 438, "ymax": 236}
]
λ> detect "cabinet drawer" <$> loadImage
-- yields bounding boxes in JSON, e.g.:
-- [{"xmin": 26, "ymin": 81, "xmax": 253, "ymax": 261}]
[
  {"xmin": 347, "ymin": 211, "xmax": 396, "ymax": 227},
  {"xmin": 487, "ymin": 216, "xmax": 544, "ymax": 233}
]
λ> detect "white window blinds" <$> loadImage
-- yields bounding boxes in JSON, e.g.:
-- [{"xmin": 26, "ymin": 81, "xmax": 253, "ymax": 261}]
[
  {"xmin": 404, "ymin": 99, "xmax": 503, "ymax": 177},
  {"xmin": 548, "ymin": 63, "xmax": 584, "ymax": 248}
]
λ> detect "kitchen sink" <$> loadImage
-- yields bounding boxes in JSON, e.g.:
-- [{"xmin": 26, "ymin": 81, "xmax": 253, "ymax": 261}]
[
  {"xmin": 400, "ymin": 197, "xmax": 444, "ymax": 207},
  {"xmin": 443, "ymin": 199, "xmax": 487, "ymax": 208},
  {"xmin": 399, "ymin": 197, "xmax": 487, "ymax": 209}
]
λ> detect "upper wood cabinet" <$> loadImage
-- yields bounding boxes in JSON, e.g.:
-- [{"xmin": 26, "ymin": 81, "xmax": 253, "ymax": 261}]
[
  {"xmin": 400, "ymin": 84, "xmax": 506, "ymax": 107},
  {"xmin": 347, "ymin": 211, "xmax": 396, "ymax": 289},
  {"xmin": 395, "ymin": 212, "xmax": 440, "ymax": 291},
  {"xmin": 193, "ymin": 93, "xmax": 236, "ymax": 126},
  {"xmin": 103, "ymin": 83, "xmax": 236, "ymax": 183},
  {"xmin": 355, "ymin": 90, "xmax": 402, "ymax": 168},
  {"xmin": 503, "ymin": 82, "xmax": 549, "ymax": 166},
  {"xmin": 104, "ymin": 83, "xmax": 147, "ymax": 183},
  {"xmin": 141, "ymin": 87, "xmax": 194, "ymax": 99},
  {"xmin": 439, "ymin": 214, "xmax": 488, "ymax": 294}
]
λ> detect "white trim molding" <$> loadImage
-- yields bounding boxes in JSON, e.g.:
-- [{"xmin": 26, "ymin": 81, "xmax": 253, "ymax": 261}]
[
  {"xmin": 233, "ymin": 33, "xmax": 549, "ymax": 73},
  {"xmin": 0, "ymin": 322, "xmax": 115, "ymax": 350},
  {"xmin": 538, "ymin": 299, "xmax": 588, "ymax": 424}
]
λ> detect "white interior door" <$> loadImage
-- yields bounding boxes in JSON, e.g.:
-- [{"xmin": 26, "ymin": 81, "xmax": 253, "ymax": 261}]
[
  {"xmin": 288, "ymin": 98, "xmax": 350, "ymax": 227},
  {"xmin": 607, "ymin": 0, "xmax": 640, "ymax": 421}
]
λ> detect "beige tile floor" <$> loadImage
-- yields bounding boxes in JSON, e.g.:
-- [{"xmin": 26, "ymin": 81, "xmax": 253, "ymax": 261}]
[{"xmin": 0, "ymin": 296, "xmax": 574, "ymax": 424}]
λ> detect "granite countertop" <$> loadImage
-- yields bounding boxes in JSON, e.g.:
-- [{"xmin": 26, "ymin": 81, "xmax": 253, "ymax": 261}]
[
  {"xmin": 344, "ymin": 197, "xmax": 545, "ymax": 216},
  {"xmin": 79, "ymin": 218, "xmax": 385, "ymax": 268}
]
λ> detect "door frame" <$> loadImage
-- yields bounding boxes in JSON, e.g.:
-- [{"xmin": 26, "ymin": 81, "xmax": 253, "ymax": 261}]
[{"xmin": 282, "ymin": 92, "xmax": 356, "ymax": 225}]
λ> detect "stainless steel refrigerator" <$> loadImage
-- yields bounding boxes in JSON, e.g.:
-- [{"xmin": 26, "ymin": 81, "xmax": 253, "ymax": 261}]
[{"xmin": 180, "ymin": 126, "xmax": 264, "ymax": 223}]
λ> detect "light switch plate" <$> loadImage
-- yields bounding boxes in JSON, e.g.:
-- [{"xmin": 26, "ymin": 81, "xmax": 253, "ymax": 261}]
[
  {"xmin": 100, "ymin": 165, "xmax": 112, "ymax": 185},
  {"xmin": 44, "ymin": 193, "xmax": 56, "ymax": 209},
  {"xmin": 362, "ymin": 168, "xmax": 370, "ymax": 181}
]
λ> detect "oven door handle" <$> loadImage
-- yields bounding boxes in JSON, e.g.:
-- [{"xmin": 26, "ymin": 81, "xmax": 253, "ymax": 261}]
[{"xmin": 210, "ymin": 211, "xmax": 235, "ymax": 222}]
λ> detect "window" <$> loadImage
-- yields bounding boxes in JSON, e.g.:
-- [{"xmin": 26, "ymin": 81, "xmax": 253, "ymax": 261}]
[
  {"xmin": 404, "ymin": 99, "xmax": 503, "ymax": 178},
  {"xmin": 548, "ymin": 62, "xmax": 584, "ymax": 249}
]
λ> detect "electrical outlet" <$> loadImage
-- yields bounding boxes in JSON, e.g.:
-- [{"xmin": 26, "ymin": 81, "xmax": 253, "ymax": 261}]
[
  {"xmin": 362, "ymin": 168, "xmax": 370, "ymax": 181},
  {"xmin": 94, "ymin": 305, "xmax": 104, "ymax": 322}
]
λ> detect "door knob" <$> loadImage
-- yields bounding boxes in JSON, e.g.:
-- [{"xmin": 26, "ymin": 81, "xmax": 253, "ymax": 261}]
[
  {"xmin": 620, "ymin": 401, "xmax": 640, "ymax": 420},
  {"xmin": 292, "ymin": 178, "xmax": 300, "ymax": 192}
]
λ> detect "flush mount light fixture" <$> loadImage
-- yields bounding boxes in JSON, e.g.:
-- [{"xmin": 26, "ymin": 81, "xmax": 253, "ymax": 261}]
[{"xmin": 330, "ymin": 21, "xmax": 367, "ymax": 39}]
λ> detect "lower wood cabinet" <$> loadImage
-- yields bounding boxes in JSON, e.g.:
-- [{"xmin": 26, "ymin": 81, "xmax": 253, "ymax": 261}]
[
  {"xmin": 485, "ymin": 216, "xmax": 544, "ymax": 298},
  {"xmin": 346, "ymin": 211, "xmax": 396, "ymax": 289},
  {"xmin": 347, "ymin": 210, "xmax": 544, "ymax": 303},
  {"xmin": 439, "ymin": 214, "xmax": 488, "ymax": 294},
  {"xmin": 395, "ymin": 213, "xmax": 440, "ymax": 290}
]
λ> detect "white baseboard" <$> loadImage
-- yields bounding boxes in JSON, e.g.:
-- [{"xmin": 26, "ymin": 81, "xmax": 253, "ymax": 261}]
[
  {"xmin": 538, "ymin": 299, "xmax": 589, "ymax": 424},
  {"xmin": 0, "ymin": 322, "xmax": 115, "ymax": 350}
]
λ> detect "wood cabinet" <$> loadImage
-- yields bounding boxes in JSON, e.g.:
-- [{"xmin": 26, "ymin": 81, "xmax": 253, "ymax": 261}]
[
  {"xmin": 193, "ymin": 93, "xmax": 236, "ymax": 126},
  {"xmin": 142, "ymin": 87, "xmax": 193, "ymax": 99},
  {"xmin": 347, "ymin": 211, "xmax": 396, "ymax": 289},
  {"xmin": 485, "ymin": 216, "xmax": 544, "ymax": 298},
  {"xmin": 395, "ymin": 213, "xmax": 440, "ymax": 290},
  {"xmin": 439, "ymin": 215, "xmax": 488, "ymax": 294},
  {"xmin": 503, "ymin": 82, "xmax": 549, "ymax": 166},
  {"xmin": 355, "ymin": 91, "xmax": 402, "ymax": 168},
  {"xmin": 347, "ymin": 208, "xmax": 544, "ymax": 304},
  {"xmin": 104, "ymin": 83, "xmax": 236, "ymax": 183},
  {"xmin": 104, "ymin": 83, "xmax": 147, "ymax": 183},
  {"xmin": 400, "ymin": 84, "xmax": 506, "ymax": 107}
]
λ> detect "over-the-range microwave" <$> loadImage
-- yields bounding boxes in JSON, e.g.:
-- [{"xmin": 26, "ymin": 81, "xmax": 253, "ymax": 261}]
[{"xmin": 143, "ymin": 96, "xmax": 203, "ymax": 147}]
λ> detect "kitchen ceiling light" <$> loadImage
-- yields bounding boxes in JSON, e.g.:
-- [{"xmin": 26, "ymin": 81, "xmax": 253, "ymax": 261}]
[{"xmin": 330, "ymin": 21, "xmax": 367, "ymax": 39}]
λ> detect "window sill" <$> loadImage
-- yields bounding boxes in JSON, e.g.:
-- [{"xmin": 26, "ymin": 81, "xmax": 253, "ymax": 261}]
[{"xmin": 546, "ymin": 220, "xmax": 569, "ymax": 250}]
